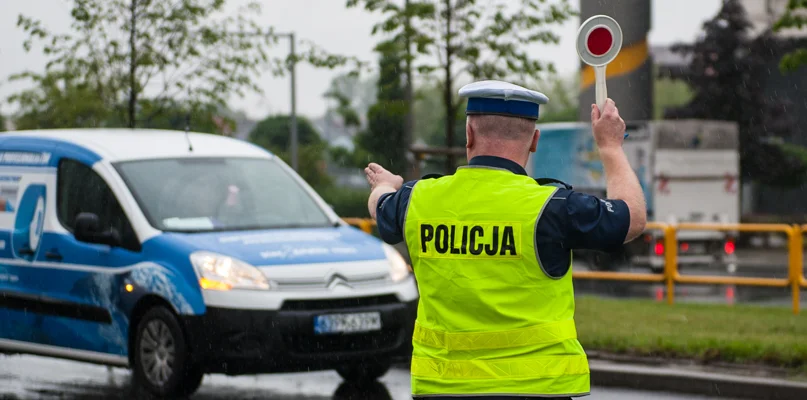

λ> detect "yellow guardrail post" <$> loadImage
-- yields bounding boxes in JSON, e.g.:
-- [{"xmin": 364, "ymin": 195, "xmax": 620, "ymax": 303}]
[
  {"xmin": 664, "ymin": 224, "xmax": 678, "ymax": 305},
  {"xmin": 779, "ymin": 223, "xmax": 800, "ymax": 316},
  {"xmin": 342, "ymin": 218, "xmax": 375, "ymax": 234},
  {"xmin": 801, "ymin": 225, "xmax": 807, "ymax": 294}
]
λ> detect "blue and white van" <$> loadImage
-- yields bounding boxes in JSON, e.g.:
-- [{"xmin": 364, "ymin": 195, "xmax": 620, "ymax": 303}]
[{"xmin": 0, "ymin": 129, "xmax": 419, "ymax": 398}]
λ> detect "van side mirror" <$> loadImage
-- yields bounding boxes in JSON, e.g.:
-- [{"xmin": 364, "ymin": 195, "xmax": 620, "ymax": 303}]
[{"xmin": 74, "ymin": 212, "xmax": 121, "ymax": 247}]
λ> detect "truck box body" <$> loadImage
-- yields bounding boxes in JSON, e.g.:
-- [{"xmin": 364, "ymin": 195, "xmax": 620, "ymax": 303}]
[{"xmin": 527, "ymin": 120, "xmax": 739, "ymax": 271}]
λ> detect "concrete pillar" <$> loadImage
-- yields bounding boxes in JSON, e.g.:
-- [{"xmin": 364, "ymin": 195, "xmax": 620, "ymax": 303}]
[{"xmin": 578, "ymin": 0, "xmax": 653, "ymax": 122}]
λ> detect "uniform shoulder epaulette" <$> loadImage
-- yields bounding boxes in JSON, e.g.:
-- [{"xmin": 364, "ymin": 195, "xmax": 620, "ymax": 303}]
[
  {"xmin": 534, "ymin": 177, "xmax": 573, "ymax": 190},
  {"xmin": 421, "ymin": 173, "xmax": 445, "ymax": 180}
]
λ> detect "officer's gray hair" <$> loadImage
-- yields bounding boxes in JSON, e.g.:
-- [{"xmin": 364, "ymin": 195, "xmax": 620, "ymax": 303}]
[{"xmin": 468, "ymin": 114, "xmax": 536, "ymax": 141}]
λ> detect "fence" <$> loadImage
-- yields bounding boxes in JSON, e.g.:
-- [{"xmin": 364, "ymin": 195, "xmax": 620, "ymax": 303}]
[{"xmin": 343, "ymin": 218, "xmax": 807, "ymax": 315}]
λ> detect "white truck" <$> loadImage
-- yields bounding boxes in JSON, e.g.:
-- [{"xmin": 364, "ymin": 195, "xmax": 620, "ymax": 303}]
[{"xmin": 527, "ymin": 120, "xmax": 740, "ymax": 272}]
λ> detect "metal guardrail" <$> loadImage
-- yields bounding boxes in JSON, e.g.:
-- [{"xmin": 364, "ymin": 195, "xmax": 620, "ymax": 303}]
[{"xmin": 343, "ymin": 218, "xmax": 807, "ymax": 315}]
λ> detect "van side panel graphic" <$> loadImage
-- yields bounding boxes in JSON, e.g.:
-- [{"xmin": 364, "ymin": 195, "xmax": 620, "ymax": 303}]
[
  {"xmin": 11, "ymin": 184, "xmax": 46, "ymax": 260},
  {"xmin": 0, "ymin": 236, "xmax": 204, "ymax": 357},
  {"xmin": 0, "ymin": 152, "xmax": 202, "ymax": 358}
]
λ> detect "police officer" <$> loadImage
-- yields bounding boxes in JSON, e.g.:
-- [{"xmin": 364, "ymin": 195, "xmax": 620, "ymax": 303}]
[{"xmin": 365, "ymin": 80, "xmax": 647, "ymax": 399}]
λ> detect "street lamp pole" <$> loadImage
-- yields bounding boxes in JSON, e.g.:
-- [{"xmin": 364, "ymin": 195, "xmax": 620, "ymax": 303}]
[
  {"xmin": 225, "ymin": 29, "xmax": 298, "ymax": 171},
  {"xmin": 277, "ymin": 32, "xmax": 298, "ymax": 172}
]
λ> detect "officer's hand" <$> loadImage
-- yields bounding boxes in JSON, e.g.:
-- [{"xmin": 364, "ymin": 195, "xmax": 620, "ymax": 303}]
[
  {"xmin": 365, "ymin": 163, "xmax": 403, "ymax": 191},
  {"xmin": 591, "ymin": 98, "xmax": 626, "ymax": 150}
]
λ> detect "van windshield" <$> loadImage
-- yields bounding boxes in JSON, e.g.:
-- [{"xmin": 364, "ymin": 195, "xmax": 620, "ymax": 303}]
[{"xmin": 114, "ymin": 157, "xmax": 334, "ymax": 232}]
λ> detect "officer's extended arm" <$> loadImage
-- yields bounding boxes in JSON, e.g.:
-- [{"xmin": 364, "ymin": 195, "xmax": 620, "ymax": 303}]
[
  {"xmin": 364, "ymin": 163, "xmax": 404, "ymax": 221},
  {"xmin": 591, "ymin": 99, "xmax": 647, "ymax": 243}
]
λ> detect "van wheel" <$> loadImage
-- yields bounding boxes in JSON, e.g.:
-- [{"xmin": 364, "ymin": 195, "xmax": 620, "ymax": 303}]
[
  {"xmin": 336, "ymin": 361, "xmax": 391, "ymax": 382},
  {"xmin": 133, "ymin": 306, "xmax": 204, "ymax": 398}
]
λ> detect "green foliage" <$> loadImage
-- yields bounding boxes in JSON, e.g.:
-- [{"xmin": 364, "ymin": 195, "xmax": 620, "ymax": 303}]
[
  {"xmin": 323, "ymin": 73, "xmax": 377, "ymax": 129},
  {"xmin": 774, "ymin": 0, "xmax": 807, "ymax": 72},
  {"xmin": 347, "ymin": 0, "xmax": 576, "ymax": 173},
  {"xmin": 9, "ymin": 71, "xmax": 234, "ymax": 135},
  {"xmin": 352, "ymin": 39, "xmax": 409, "ymax": 172},
  {"xmin": 324, "ymin": 39, "xmax": 410, "ymax": 174},
  {"xmin": 9, "ymin": 70, "xmax": 112, "ymax": 130},
  {"xmin": 318, "ymin": 186, "xmax": 371, "ymax": 218},
  {"xmin": 138, "ymin": 100, "xmax": 236, "ymax": 135},
  {"xmin": 665, "ymin": 0, "xmax": 807, "ymax": 185},
  {"xmin": 536, "ymin": 75, "xmax": 578, "ymax": 123},
  {"xmin": 9, "ymin": 0, "xmax": 362, "ymax": 129},
  {"xmin": 653, "ymin": 77, "xmax": 694, "ymax": 120},
  {"xmin": 248, "ymin": 115, "xmax": 322, "ymax": 149},
  {"xmin": 0, "ymin": 112, "xmax": 5, "ymax": 132},
  {"xmin": 349, "ymin": 0, "xmax": 575, "ymax": 79},
  {"xmin": 247, "ymin": 115, "xmax": 331, "ymax": 189}
]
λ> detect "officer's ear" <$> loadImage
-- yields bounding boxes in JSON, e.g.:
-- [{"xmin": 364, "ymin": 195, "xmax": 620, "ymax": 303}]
[
  {"xmin": 466, "ymin": 120, "xmax": 475, "ymax": 149},
  {"xmin": 529, "ymin": 129, "xmax": 540, "ymax": 153}
]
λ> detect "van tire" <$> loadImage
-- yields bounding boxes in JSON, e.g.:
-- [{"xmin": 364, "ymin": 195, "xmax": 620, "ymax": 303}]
[
  {"xmin": 132, "ymin": 306, "xmax": 204, "ymax": 398},
  {"xmin": 336, "ymin": 361, "xmax": 391, "ymax": 382}
]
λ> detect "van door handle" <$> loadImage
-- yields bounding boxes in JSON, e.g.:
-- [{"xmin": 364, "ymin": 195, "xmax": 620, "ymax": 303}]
[
  {"xmin": 45, "ymin": 250, "xmax": 63, "ymax": 261},
  {"xmin": 18, "ymin": 246, "xmax": 35, "ymax": 256}
]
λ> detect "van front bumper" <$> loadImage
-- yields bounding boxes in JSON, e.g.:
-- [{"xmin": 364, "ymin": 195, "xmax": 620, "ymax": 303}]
[{"xmin": 180, "ymin": 294, "xmax": 417, "ymax": 375}]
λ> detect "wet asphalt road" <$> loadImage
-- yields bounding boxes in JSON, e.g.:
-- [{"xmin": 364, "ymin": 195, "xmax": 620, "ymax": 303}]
[{"xmin": 0, "ymin": 355, "xmax": 736, "ymax": 400}]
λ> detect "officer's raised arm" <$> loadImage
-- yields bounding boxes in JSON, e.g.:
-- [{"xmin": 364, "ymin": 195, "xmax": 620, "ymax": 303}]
[{"xmin": 591, "ymin": 99, "xmax": 647, "ymax": 242}]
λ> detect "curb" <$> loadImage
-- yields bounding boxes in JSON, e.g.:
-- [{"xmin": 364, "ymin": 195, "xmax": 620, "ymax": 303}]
[{"xmin": 589, "ymin": 360, "xmax": 807, "ymax": 400}]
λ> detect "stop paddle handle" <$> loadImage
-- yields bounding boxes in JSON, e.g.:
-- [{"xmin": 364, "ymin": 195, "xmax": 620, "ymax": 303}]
[{"xmin": 576, "ymin": 15, "xmax": 626, "ymax": 138}]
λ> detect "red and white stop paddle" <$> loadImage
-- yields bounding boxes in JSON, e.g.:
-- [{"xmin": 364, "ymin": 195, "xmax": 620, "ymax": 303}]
[{"xmin": 576, "ymin": 15, "xmax": 623, "ymax": 114}]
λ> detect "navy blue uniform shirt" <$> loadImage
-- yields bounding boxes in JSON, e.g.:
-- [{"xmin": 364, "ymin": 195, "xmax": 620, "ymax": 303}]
[{"xmin": 375, "ymin": 155, "xmax": 630, "ymax": 278}]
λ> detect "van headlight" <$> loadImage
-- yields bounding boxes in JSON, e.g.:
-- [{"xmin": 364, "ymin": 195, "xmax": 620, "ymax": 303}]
[
  {"xmin": 383, "ymin": 244, "xmax": 411, "ymax": 282},
  {"xmin": 189, "ymin": 251, "xmax": 270, "ymax": 291}
]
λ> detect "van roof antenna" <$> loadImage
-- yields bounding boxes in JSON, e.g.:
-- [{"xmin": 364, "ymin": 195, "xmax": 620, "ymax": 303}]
[{"xmin": 184, "ymin": 112, "xmax": 194, "ymax": 152}]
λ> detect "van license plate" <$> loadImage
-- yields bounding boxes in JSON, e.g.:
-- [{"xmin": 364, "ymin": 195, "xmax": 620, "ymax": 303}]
[{"xmin": 314, "ymin": 312, "xmax": 382, "ymax": 335}]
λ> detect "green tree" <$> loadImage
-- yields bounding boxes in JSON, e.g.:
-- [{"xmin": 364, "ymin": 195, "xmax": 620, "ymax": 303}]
[
  {"xmin": 653, "ymin": 76, "xmax": 693, "ymax": 120},
  {"xmin": 9, "ymin": 70, "xmax": 234, "ymax": 134},
  {"xmin": 351, "ymin": 39, "xmax": 409, "ymax": 173},
  {"xmin": 10, "ymin": 0, "xmax": 360, "ymax": 129},
  {"xmin": 323, "ymin": 72, "xmax": 377, "ymax": 129},
  {"xmin": 348, "ymin": 0, "xmax": 575, "ymax": 173},
  {"xmin": 536, "ymin": 75, "xmax": 578, "ymax": 123},
  {"xmin": 773, "ymin": 0, "xmax": 807, "ymax": 72},
  {"xmin": 0, "ymin": 112, "xmax": 5, "ymax": 132},
  {"xmin": 410, "ymin": 80, "xmax": 467, "ymax": 174},
  {"xmin": 346, "ymin": 0, "xmax": 432, "ymax": 174},
  {"xmin": 665, "ymin": 0, "xmax": 806, "ymax": 185},
  {"xmin": 10, "ymin": 70, "xmax": 111, "ymax": 130},
  {"xmin": 138, "ymin": 100, "xmax": 236, "ymax": 135},
  {"xmin": 247, "ymin": 115, "xmax": 331, "ymax": 189}
]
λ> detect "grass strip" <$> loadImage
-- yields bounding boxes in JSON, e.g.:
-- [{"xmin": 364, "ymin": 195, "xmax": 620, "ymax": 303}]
[{"xmin": 575, "ymin": 296, "xmax": 807, "ymax": 371}]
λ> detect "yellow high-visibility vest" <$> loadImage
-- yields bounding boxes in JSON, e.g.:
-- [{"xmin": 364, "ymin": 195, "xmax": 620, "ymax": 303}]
[{"xmin": 403, "ymin": 166, "xmax": 590, "ymax": 397}]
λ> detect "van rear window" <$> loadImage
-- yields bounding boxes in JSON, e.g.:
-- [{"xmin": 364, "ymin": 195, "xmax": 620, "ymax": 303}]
[{"xmin": 114, "ymin": 157, "xmax": 332, "ymax": 232}]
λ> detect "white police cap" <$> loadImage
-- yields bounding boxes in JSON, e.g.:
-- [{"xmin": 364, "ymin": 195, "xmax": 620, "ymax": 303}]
[{"xmin": 458, "ymin": 80, "xmax": 549, "ymax": 120}]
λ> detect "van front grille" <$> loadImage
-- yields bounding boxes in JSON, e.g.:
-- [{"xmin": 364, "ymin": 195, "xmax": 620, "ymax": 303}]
[{"xmin": 280, "ymin": 295, "xmax": 399, "ymax": 311}]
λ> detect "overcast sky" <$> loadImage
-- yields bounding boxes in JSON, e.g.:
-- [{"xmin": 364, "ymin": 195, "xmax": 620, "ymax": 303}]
[{"xmin": 0, "ymin": 0, "xmax": 722, "ymax": 120}]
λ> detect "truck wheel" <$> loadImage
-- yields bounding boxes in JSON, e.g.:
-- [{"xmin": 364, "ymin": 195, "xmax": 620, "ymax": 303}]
[
  {"xmin": 133, "ymin": 306, "xmax": 204, "ymax": 398},
  {"xmin": 336, "ymin": 361, "xmax": 391, "ymax": 382}
]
